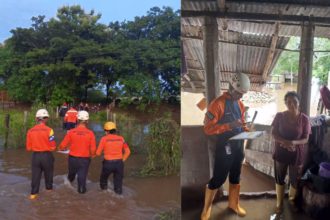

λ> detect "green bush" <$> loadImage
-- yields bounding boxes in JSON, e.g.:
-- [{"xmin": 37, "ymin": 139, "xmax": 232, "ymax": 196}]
[
  {"xmin": 0, "ymin": 105, "xmax": 61, "ymax": 148},
  {"xmin": 141, "ymin": 112, "xmax": 180, "ymax": 176}
]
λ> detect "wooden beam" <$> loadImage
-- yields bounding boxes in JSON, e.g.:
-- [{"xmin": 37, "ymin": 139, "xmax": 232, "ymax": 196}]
[
  {"xmin": 203, "ymin": 16, "xmax": 220, "ymax": 179},
  {"xmin": 183, "ymin": 74, "xmax": 197, "ymax": 91},
  {"xmin": 262, "ymin": 23, "xmax": 279, "ymax": 80},
  {"xmin": 181, "ymin": 11, "xmax": 330, "ymax": 25},
  {"xmin": 227, "ymin": 0, "xmax": 330, "ymax": 7},
  {"xmin": 182, "ymin": 35, "xmax": 330, "ymax": 53},
  {"xmin": 297, "ymin": 21, "xmax": 314, "ymax": 116},
  {"xmin": 217, "ymin": 0, "xmax": 226, "ymax": 11}
]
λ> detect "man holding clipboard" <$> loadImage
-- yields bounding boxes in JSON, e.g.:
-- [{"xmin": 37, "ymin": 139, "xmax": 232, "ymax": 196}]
[{"xmin": 201, "ymin": 73, "xmax": 252, "ymax": 219}]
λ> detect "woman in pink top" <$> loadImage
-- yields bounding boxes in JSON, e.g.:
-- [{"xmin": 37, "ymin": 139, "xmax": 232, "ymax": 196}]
[{"xmin": 271, "ymin": 91, "xmax": 311, "ymax": 214}]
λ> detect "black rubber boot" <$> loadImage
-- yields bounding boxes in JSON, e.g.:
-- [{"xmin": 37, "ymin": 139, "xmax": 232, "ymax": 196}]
[{"xmin": 78, "ymin": 186, "xmax": 86, "ymax": 194}]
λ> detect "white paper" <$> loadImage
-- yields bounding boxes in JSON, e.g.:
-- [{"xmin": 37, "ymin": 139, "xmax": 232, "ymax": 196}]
[
  {"xmin": 57, "ymin": 150, "xmax": 70, "ymax": 154},
  {"xmin": 229, "ymin": 131, "xmax": 264, "ymax": 140}
]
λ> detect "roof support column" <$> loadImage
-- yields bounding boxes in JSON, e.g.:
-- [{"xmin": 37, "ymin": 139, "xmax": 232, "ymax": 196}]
[
  {"xmin": 297, "ymin": 21, "xmax": 314, "ymax": 116},
  {"xmin": 203, "ymin": 16, "xmax": 220, "ymax": 178}
]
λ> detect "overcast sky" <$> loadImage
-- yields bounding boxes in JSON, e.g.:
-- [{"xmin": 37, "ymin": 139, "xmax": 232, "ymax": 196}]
[{"xmin": 0, "ymin": 0, "xmax": 180, "ymax": 43}]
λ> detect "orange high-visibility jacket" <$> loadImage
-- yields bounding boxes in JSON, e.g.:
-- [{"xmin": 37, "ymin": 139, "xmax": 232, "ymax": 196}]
[
  {"xmin": 59, "ymin": 125, "xmax": 96, "ymax": 157},
  {"xmin": 64, "ymin": 108, "xmax": 78, "ymax": 123},
  {"xmin": 26, "ymin": 123, "xmax": 56, "ymax": 151},
  {"xmin": 204, "ymin": 92, "xmax": 248, "ymax": 135},
  {"xmin": 96, "ymin": 134, "xmax": 131, "ymax": 161}
]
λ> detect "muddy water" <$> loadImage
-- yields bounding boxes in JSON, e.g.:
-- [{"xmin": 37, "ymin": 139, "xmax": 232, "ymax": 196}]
[
  {"xmin": 0, "ymin": 110, "xmax": 180, "ymax": 220},
  {"xmin": 246, "ymin": 81, "xmax": 321, "ymax": 125}
]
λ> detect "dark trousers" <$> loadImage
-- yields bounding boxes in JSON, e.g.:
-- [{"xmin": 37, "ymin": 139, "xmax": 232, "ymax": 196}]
[
  {"xmin": 68, "ymin": 156, "xmax": 91, "ymax": 194},
  {"xmin": 31, "ymin": 152, "xmax": 54, "ymax": 194},
  {"xmin": 208, "ymin": 133, "xmax": 245, "ymax": 190},
  {"xmin": 65, "ymin": 122, "xmax": 76, "ymax": 130},
  {"xmin": 274, "ymin": 160, "xmax": 301, "ymax": 187},
  {"xmin": 100, "ymin": 160, "xmax": 124, "ymax": 194}
]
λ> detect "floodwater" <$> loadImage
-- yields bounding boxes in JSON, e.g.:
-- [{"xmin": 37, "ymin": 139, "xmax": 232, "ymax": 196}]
[
  {"xmin": 246, "ymin": 80, "xmax": 321, "ymax": 125},
  {"xmin": 0, "ymin": 109, "xmax": 180, "ymax": 220}
]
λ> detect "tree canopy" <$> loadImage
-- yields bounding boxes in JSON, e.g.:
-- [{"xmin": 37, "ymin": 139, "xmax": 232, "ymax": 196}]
[{"xmin": 0, "ymin": 5, "xmax": 180, "ymax": 106}]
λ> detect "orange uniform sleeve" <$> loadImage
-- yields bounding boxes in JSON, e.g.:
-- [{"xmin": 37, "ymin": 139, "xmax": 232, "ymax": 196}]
[
  {"xmin": 49, "ymin": 129, "xmax": 56, "ymax": 151},
  {"xmin": 90, "ymin": 132, "xmax": 96, "ymax": 156},
  {"xmin": 26, "ymin": 130, "xmax": 32, "ymax": 151},
  {"xmin": 96, "ymin": 137, "xmax": 105, "ymax": 156},
  {"xmin": 203, "ymin": 99, "xmax": 230, "ymax": 135},
  {"xmin": 59, "ymin": 132, "xmax": 71, "ymax": 150},
  {"xmin": 238, "ymin": 101, "xmax": 249, "ymax": 132},
  {"xmin": 122, "ymin": 142, "xmax": 131, "ymax": 161}
]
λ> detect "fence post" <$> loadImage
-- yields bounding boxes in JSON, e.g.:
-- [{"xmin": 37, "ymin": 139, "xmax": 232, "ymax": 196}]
[
  {"xmin": 106, "ymin": 109, "xmax": 109, "ymax": 121},
  {"xmin": 23, "ymin": 111, "xmax": 28, "ymax": 134},
  {"xmin": 4, "ymin": 114, "xmax": 10, "ymax": 148},
  {"xmin": 56, "ymin": 106, "xmax": 59, "ymax": 118}
]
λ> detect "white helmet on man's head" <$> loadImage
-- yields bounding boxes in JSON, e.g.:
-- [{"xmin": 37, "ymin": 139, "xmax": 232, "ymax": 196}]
[
  {"xmin": 78, "ymin": 110, "xmax": 89, "ymax": 121},
  {"xmin": 36, "ymin": 109, "xmax": 49, "ymax": 118},
  {"xmin": 229, "ymin": 73, "xmax": 251, "ymax": 94}
]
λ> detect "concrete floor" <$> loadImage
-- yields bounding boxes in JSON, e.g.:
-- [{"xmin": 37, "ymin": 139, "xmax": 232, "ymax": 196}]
[
  {"xmin": 182, "ymin": 198, "xmax": 314, "ymax": 220},
  {"xmin": 182, "ymin": 164, "xmax": 318, "ymax": 220}
]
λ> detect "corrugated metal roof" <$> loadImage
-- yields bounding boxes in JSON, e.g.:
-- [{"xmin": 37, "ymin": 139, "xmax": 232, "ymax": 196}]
[{"xmin": 181, "ymin": 0, "xmax": 330, "ymax": 93}]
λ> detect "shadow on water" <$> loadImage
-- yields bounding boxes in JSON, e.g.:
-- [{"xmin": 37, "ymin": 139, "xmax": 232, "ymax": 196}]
[{"xmin": 0, "ymin": 108, "xmax": 180, "ymax": 220}]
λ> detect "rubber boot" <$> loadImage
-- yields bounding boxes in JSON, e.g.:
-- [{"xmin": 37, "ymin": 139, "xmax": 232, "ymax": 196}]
[
  {"xmin": 288, "ymin": 185, "xmax": 296, "ymax": 202},
  {"xmin": 275, "ymin": 184, "xmax": 285, "ymax": 214},
  {"xmin": 29, "ymin": 194, "xmax": 38, "ymax": 200},
  {"xmin": 288, "ymin": 185, "xmax": 298, "ymax": 212},
  {"xmin": 228, "ymin": 183, "xmax": 246, "ymax": 216},
  {"xmin": 201, "ymin": 186, "xmax": 217, "ymax": 220},
  {"xmin": 78, "ymin": 186, "xmax": 87, "ymax": 194}
]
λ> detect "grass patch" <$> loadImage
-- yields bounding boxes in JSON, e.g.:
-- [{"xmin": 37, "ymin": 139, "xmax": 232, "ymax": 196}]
[
  {"xmin": 140, "ymin": 112, "xmax": 180, "ymax": 176},
  {"xmin": 0, "ymin": 104, "xmax": 61, "ymax": 148}
]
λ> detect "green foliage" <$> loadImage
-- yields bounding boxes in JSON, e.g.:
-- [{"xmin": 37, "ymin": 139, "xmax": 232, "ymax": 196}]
[
  {"xmin": 272, "ymin": 37, "xmax": 330, "ymax": 85},
  {"xmin": 140, "ymin": 112, "xmax": 180, "ymax": 176},
  {"xmin": 0, "ymin": 103, "xmax": 60, "ymax": 148},
  {"xmin": 1, "ymin": 5, "xmax": 180, "ymax": 108}
]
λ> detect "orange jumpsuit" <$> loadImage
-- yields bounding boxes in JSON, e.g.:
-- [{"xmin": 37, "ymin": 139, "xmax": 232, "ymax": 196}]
[
  {"xmin": 26, "ymin": 123, "xmax": 56, "ymax": 195},
  {"xmin": 59, "ymin": 124, "xmax": 96, "ymax": 193},
  {"xmin": 204, "ymin": 92, "xmax": 247, "ymax": 189},
  {"xmin": 96, "ymin": 134, "xmax": 130, "ymax": 194}
]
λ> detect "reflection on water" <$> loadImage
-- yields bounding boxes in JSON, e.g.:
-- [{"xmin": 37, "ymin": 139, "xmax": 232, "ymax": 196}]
[{"xmin": 0, "ymin": 110, "xmax": 180, "ymax": 220}]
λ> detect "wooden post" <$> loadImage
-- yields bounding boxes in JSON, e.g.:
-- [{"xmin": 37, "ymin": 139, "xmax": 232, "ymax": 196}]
[
  {"xmin": 23, "ymin": 111, "xmax": 28, "ymax": 133},
  {"xmin": 4, "ymin": 114, "xmax": 10, "ymax": 148},
  {"xmin": 113, "ymin": 113, "xmax": 116, "ymax": 124},
  {"xmin": 56, "ymin": 106, "xmax": 59, "ymax": 118},
  {"xmin": 297, "ymin": 21, "xmax": 314, "ymax": 116},
  {"xmin": 106, "ymin": 109, "xmax": 110, "ymax": 120},
  {"xmin": 203, "ymin": 16, "xmax": 220, "ymax": 178}
]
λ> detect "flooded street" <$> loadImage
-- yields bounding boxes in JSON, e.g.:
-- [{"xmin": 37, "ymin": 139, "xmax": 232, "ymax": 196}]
[{"xmin": 0, "ymin": 109, "xmax": 180, "ymax": 220}]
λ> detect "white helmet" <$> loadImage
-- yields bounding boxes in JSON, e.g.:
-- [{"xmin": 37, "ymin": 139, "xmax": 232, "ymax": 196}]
[
  {"xmin": 36, "ymin": 109, "xmax": 49, "ymax": 118},
  {"xmin": 229, "ymin": 73, "xmax": 251, "ymax": 94},
  {"xmin": 78, "ymin": 110, "xmax": 89, "ymax": 121}
]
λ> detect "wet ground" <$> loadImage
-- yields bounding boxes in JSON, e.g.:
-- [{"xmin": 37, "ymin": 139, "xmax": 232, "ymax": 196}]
[
  {"xmin": 0, "ymin": 109, "xmax": 180, "ymax": 220},
  {"xmin": 182, "ymin": 164, "xmax": 314, "ymax": 220}
]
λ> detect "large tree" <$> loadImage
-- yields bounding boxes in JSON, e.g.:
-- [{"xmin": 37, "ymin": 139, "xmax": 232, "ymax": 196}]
[{"xmin": 0, "ymin": 5, "xmax": 180, "ymax": 106}]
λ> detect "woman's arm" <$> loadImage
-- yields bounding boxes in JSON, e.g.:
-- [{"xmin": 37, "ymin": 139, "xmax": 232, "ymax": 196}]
[{"xmin": 271, "ymin": 127, "xmax": 294, "ymax": 148}]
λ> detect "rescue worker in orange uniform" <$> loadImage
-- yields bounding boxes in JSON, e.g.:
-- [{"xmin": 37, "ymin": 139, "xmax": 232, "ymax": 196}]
[
  {"xmin": 64, "ymin": 106, "xmax": 78, "ymax": 130},
  {"xmin": 96, "ymin": 122, "xmax": 131, "ymax": 194},
  {"xmin": 26, "ymin": 109, "xmax": 56, "ymax": 200},
  {"xmin": 201, "ymin": 73, "xmax": 251, "ymax": 219},
  {"xmin": 59, "ymin": 110, "xmax": 96, "ymax": 194}
]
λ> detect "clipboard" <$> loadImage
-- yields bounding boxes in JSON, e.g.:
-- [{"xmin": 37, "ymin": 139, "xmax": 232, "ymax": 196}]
[{"xmin": 229, "ymin": 131, "xmax": 264, "ymax": 140}]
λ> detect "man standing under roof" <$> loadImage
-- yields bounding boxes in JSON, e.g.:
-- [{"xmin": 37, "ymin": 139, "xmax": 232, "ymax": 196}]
[{"xmin": 201, "ymin": 73, "xmax": 251, "ymax": 219}]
